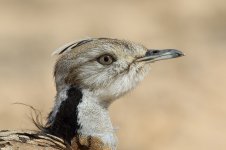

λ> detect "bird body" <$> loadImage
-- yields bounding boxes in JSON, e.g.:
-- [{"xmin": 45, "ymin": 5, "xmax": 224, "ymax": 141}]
[{"xmin": 0, "ymin": 38, "xmax": 183, "ymax": 150}]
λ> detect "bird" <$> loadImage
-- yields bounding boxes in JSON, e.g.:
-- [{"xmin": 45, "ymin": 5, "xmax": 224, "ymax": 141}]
[{"xmin": 0, "ymin": 38, "xmax": 183, "ymax": 150}]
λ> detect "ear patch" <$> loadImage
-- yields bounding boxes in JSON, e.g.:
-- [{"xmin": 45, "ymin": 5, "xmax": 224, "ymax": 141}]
[{"xmin": 52, "ymin": 38, "xmax": 94, "ymax": 55}]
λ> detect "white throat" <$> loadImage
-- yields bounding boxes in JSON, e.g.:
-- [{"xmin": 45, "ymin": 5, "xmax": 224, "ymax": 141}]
[
  {"xmin": 77, "ymin": 89, "xmax": 117, "ymax": 150},
  {"xmin": 47, "ymin": 86, "xmax": 117, "ymax": 150}
]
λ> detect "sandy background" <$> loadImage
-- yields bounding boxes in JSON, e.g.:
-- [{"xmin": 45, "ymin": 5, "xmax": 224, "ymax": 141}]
[{"xmin": 0, "ymin": 0, "xmax": 226, "ymax": 149}]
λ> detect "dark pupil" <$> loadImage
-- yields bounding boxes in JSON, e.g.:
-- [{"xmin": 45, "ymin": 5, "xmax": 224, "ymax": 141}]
[{"xmin": 104, "ymin": 56, "xmax": 109, "ymax": 62}]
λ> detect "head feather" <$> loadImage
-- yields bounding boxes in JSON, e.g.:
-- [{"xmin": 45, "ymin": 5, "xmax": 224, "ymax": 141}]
[{"xmin": 52, "ymin": 38, "xmax": 95, "ymax": 56}]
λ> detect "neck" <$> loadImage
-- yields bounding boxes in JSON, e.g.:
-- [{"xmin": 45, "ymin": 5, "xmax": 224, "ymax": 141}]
[{"xmin": 45, "ymin": 86, "xmax": 117, "ymax": 149}]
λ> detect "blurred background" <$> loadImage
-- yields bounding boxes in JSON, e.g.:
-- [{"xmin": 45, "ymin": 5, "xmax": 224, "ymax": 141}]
[{"xmin": 0, "ymin": 0, "xmax": 226, "ymax": 149}]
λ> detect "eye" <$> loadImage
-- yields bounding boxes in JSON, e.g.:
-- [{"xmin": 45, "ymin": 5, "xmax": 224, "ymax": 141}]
[{"xmin": 97, "ymin": 54, "xmax": 115, "ymax": 65}]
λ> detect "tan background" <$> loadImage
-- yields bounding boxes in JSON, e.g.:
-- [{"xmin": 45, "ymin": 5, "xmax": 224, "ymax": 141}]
[{"xmin": 0, "ymin": 0, "xmax": 226, "ymax": 150}]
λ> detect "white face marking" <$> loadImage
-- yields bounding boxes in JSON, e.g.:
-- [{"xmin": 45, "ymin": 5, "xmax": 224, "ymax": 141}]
[{"xmin": 92, "ymin": 63, "xmax": 150, "ymax": 104}]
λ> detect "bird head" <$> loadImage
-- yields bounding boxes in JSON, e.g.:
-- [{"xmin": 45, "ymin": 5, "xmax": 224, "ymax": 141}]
[{"xmin": 53, "ymin": 38, "xmax": 183, "ymax": 107}]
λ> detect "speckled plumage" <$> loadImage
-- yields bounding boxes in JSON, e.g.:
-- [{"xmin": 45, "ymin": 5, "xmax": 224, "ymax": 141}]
[{"xmin": 0, "ymin": 130, "xmax": 111, "ymax": 150}]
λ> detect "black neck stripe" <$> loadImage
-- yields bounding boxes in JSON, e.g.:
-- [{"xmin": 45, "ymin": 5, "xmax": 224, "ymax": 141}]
[{"xmin": 45, "ymin": 86, "xmax": 83, "ymax": 143}]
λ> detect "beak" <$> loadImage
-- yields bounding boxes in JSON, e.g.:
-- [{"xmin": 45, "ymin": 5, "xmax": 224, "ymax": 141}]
[{"xmin": 136, "ymin": 49, "xmax": 184, "ymax": 63}]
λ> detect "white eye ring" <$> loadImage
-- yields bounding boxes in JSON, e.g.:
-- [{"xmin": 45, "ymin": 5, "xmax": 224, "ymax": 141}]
[{"xmin": 97, "ymin": 54, "xmax": 115, "ymax": 65}]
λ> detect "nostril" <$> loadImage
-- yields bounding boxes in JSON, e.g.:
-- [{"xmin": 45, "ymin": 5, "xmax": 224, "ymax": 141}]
[
  {"xmin": 152, "ymin": 50, "xmax": 160, "ymax": 54},
  {"xmin": 145, "ymin": 49, "xmax": 161, "ymax": 56}
]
